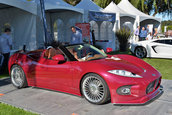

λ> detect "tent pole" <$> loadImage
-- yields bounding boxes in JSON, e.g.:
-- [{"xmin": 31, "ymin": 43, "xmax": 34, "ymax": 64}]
[{"xmin": 40, "ymin": 0, "xmax": 48, "ymax": 47}]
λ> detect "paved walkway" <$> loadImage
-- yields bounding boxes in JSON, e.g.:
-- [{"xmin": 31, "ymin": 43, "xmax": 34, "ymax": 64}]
[{"xmin": 0, "ymin": 77, "xmax": 172, "ymax": 115}]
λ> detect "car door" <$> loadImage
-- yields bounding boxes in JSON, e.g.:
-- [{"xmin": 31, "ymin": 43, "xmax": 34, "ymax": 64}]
[
  {"xmin": 35, "ymin": 55, "xmax": 73, "ymax": 92},
  {"xmin": 151, "ymin": 39, "xmax": 172, "ymax": 58}
]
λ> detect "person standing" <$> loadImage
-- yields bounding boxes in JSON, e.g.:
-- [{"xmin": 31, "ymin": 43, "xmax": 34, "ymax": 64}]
[
  {"xmin": 0, "ymin": 28, "xmax": 12, "ymax": 74},
  {"xmin": 146, "ymin": 25, "xmax": 149, "ymax": 33},
  {"xmin": 153, "ymin": 28, "xmax": 158, "ymax": 39},
  {"xmin": 134, "ymin": 26, "xmax": 140, "ymax": 42},
  {"xmin": 139, "ymin": 27, "xmax": 147, "ymax": 41},
  {"xmin": 70, "ymin": 26, "xmax": 83, "ymax": 44},
  {"xmin": 146, "ymin": 32, "xmax": 152, "ymax": 40}
]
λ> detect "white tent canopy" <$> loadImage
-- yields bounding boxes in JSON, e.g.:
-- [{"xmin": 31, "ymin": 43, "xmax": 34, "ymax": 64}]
[
  {"xmin": 103, "ymin": 2, "xmax": 136, "ymax": 32},
  {"xmin": 118, "ymin": 0, "xmax": 161, "ymax": 22},
  {"xmin": 74, "ymin": 0, "xmax": 116, "ymax": 50},
  {"xmin": 44, "ymin": 0, "xmax": 84, "ymax": 14},
  {"xmin": 44, "ymin": 0, "xmax": 84, "ymax": 43},
  {"xmin": 75, "ymin": 0, "xmax": 103, "ymax": 12},
  {"xmin": 103, "ymin": 2, "xmax": 135, "ymax": 18},
  {"xmin": 0, "ymin": 0, "xmax": 41, "ymax": 51},
  {"xmin": 1, "ymin": 0, "xmax": 37, "ymax": 15}
]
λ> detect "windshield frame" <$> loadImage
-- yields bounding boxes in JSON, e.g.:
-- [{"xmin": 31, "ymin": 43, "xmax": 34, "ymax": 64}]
[{"xmin": 64, "ymin": 44, "xmax": 107, "ymax": 61}]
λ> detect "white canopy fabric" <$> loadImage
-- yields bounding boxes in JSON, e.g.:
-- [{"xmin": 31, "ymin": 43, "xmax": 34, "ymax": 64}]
[
  {"xmin": 103, "ymin": 2, "xmax": 136, "ymax": 32},
  {"xmin": 103, "ymin": 2, "xmax": 135, "ymax": 18},
  {"xmin": 43, "ymin": 0, "xmax": 84, "ymax": 43},
  {"xmin": 75, "ymin": 0, "xmax": 103, "ymax": 12},
  {"xmin": 118, "ymin": 0, "xmax": 161, "ymax": 22},
  {"xmin": 44, "ymin": 0, "xmax": 84, "ymax": 14},
  {"xmin": 75, "ymin": 0, "xmax": 117, "ymax": 51},
  {"xmin": 0, "ymin": 0, "xmax": 37, "ymax": 15},
  {"xmin": 0, "ymin": 0, "xmax": 41, "ymax": 51}
]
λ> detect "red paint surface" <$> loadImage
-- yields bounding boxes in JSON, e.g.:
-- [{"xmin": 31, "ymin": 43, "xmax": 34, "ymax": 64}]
[{"xmin": 8, "ymin": 50, "xmax": 162, "ymax": 104}]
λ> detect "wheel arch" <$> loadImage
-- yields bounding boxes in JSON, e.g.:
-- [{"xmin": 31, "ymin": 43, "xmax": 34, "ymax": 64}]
[
  {"xmin": 79, "ymin": 72, "xmax": 110, "ymax": 96},
  {"xmin": 10, "ymin": 63, "xmax": 23, "ymax": 74},
  {"xmin": 134, "ymin": 46, "xmax": 147, "ymax": 58},
  {"xmin": 10, "ymin": 64, "xmax": 29, "ymax": 85}
]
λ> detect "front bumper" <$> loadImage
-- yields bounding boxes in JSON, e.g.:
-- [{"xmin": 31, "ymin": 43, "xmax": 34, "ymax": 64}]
[
  {"xmin": 112, "ymin": 85, "xmax": 163, "ymax": 105},
  {"xmin": 105, "ymin": 73, "xmax": 162, "ymax": 105}
]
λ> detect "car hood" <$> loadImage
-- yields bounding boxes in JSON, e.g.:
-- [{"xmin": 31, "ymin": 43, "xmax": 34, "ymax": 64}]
[{"xmin": 89, "ymin": 55, "xmax": 148, "ymax": 75}]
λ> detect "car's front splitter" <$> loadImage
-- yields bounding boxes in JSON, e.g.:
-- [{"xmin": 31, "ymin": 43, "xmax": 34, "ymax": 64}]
[{"xmin": 111, "ymin": 85, "xmax": 163, "ymax": 105}]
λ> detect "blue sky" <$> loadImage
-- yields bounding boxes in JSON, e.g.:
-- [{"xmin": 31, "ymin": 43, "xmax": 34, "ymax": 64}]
[{"xmin": 154, "ymin": 13, "xmax": 172, "ymax": 21}]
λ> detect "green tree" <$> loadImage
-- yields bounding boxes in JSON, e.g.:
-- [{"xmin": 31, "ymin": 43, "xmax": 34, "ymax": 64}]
[{"xmin": 63, "ymin": 0, "xmax": 81, "ymax": 6}]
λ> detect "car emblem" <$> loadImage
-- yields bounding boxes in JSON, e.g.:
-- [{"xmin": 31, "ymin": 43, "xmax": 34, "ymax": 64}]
[{"xmin": 152, "ymin": 74, "xmax": 156, "ymax": 76}]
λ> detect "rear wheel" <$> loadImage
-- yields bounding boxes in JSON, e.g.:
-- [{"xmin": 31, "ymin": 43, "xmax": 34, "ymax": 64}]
[
  {"xmin": 81, "ymin": 73, "xmax": 110, "ymax": 104},
  {"xmin": 135, "ymin": 47, "xmax": 147, "ymax": 58},
  {"xmin": 10, "ymin": 65, "xmax": 28, "ymax": 88}
]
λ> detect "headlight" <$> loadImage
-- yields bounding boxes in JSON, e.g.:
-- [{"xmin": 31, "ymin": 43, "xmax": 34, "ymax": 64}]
[{"xmin": 108, "ymin": 70, "xmax": 142, "ymax": 78}]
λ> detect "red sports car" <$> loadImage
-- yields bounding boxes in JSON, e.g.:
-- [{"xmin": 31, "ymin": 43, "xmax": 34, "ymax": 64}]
[{"xmin": 8, "ymin": 44, "xmax": 163, "ymax": 105}]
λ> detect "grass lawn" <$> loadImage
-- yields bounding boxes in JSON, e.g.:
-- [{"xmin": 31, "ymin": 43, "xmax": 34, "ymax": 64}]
[
  {"xmin": 0, "ymin": 73, "xmax": 9, "ymax": 79},
  {"xmin": 143, "ymin": 58, "xmax": 172, "ymax": 80},
  {"xmin": 0, "ymin": 103, "xmax": 37, "ymax": 115}
]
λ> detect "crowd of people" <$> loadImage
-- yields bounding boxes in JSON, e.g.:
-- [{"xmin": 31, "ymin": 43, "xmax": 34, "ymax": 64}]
[{"xmin": 134, "ymin": 25, "xmax": 158, "ymax": 42}]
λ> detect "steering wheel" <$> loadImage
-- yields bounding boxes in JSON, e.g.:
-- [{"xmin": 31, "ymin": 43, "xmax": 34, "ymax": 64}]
[{"xmin": 85, "ymin": 52, "xmax": 94, "ymax": 60}]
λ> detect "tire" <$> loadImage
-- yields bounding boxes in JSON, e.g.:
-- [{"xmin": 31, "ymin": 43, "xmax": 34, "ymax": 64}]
[
  {"xmin": 10, "ymin": 65, "xmax": 28, "ymax": 88},
  {"xmin": 81, "ymin": 73, "xmax": 110, "ymax": 105},
  {"xmin": 134, "ymin": 46, "xmax": 147, "ymax": 58}
]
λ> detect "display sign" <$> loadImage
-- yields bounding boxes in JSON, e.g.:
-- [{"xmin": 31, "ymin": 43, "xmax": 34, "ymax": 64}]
[
  {"xmin": 75, "ymin": 23, "xmax": 90, "ymax": 38},
  {"xmin": 75, "ymin": 23, "xmax": 90, "ymax": 43},
  {"xmin": 89, "ymin": 11, "xmax": 116, "ymax": 22}
]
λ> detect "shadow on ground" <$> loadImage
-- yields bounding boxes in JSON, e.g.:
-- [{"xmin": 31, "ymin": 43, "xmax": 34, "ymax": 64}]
[{"xmin": 0, "ymin": 78, "xmax": 11, "ymax": 87}]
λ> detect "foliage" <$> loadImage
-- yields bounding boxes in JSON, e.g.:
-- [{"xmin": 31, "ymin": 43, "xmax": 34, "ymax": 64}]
[
  {"xmin": 161, "ymin": 25, "xmax": 172, "ymax": 33},
  {"xmin": 161, "ymin": 26, "xmax": 165, "ymax": 33},
  {"xmin": 115, "ymin": 28, "xmax": 131, "ymax": 52},
  {"xmin": 63, "ymin": 0, "xmax": 81, "ymax": 6},
  {"xmin": 161, "ymin": 20, "xmax": 172, "ymax": 26},
  {"xmin": 161, "ymin": 20, "xmax": 172, "ymax": 32},
  {"xmin": 167, "ymin": 26, "xmax": 172, "ymax": 30},
  {"xmin": 94, "ymin": 0, "xmax": 113, "ymax": 8},
  {"xmin": 0, "ymin": 103, "xmax": 37, "ymax": 115},
  {"xmin": 0, "ymin": 74, "xmax": 9, "ymax": 79}
]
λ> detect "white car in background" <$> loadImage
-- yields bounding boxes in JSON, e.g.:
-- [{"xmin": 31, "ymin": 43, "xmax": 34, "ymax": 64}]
[{"xmin": 130, "ymin": 38, "xmax": 172, "ymax": 58}]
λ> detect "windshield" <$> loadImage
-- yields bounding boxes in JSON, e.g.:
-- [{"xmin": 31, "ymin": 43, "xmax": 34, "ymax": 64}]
[{"xmin": 66, "ymin": 44, "xmax": 107, "ymax": 61}]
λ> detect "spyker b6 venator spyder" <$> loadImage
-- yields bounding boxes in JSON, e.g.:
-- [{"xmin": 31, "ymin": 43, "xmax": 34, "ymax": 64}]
[{"xmin": 8, "ymin": 44, "xmax": 163, "ymax": 105}]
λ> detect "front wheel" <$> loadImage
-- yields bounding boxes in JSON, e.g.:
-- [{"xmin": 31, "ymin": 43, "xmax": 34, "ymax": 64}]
[
  {"xmin": 81, "ymin": 73, "xmax": 110, "ymax": 104},
  {"xmin": 135, "ymin": 47, "xmax": 147, "ymax": 58},
  {"xmin": 10, "ymin": 65, "xmax": 28, "ymax": 88}
]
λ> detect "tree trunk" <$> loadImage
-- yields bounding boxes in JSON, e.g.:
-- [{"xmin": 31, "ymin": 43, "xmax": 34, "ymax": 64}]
[{"xmin": 153, "ymin": 11, "xmax": 157, "ymax": 16}]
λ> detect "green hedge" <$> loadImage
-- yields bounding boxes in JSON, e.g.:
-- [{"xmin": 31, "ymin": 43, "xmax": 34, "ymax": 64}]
[{"xmin": 161, "ymin": 25, "xmax": 172, "ymax": 33}]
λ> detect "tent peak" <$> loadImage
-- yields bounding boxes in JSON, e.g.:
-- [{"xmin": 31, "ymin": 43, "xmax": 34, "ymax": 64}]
[
  {"xmin": 118, "ymin": 0, "xmax": 161, "ymax": 22},
  {"xmin": 75, "ymin": 0, "xmax": 103, "ymax": 12}
]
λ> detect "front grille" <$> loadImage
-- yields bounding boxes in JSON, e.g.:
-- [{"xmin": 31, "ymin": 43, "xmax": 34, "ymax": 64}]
[
  {"xmin": 146, "ymin": 78, "xmax": 160, "ymax": 94},
  {"xmin": 155, "ymin": 78, "xmax": 160, "ymax": 89}
]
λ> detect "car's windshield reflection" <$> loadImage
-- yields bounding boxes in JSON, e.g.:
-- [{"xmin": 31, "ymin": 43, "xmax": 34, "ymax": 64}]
[{"xmin": 66, "ymin": 44, "xmax": 107, "ymax": 61}]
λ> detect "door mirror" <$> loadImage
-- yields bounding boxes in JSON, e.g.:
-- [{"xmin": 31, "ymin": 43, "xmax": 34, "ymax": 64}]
[
  {"xmin": 52, "ymin": 54, "xmax": 65, "ymax": 62},
  {"xmin": 106, "ymin": 47, "xmax": 113, "ymax": 53}
]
